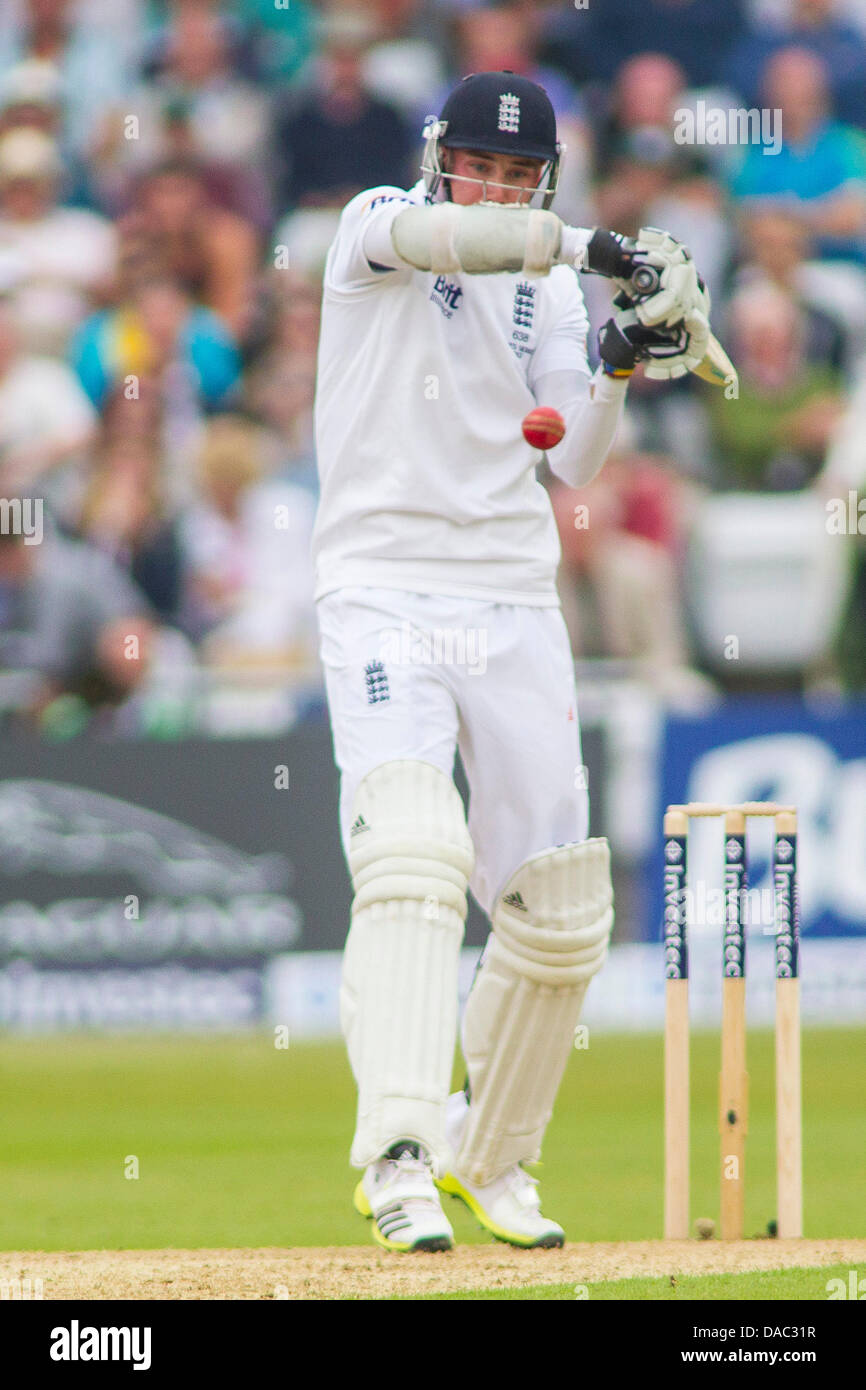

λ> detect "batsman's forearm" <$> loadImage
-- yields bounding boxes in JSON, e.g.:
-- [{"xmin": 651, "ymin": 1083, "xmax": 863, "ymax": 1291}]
[
  {"xmin": 381, "ymin": 208, "xmax": 682, "ymax": 291},
  {"xmin": 384, "ymin": 203, "xmax": 593, "ymax": 276},
  {"xmin": 536, "ymin": 368, "xmax": 628, "ymax": 488}
]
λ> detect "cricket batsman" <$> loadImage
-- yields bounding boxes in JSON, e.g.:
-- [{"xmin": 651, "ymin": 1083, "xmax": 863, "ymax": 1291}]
[{"xmin": 313, "ymin": 71, "xmax": 711, "ymax": 1251}]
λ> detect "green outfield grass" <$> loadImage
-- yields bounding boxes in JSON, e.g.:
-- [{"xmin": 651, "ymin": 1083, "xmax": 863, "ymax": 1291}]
[
  {"xmin": 403, "ymin": 1265, "xmax": 855, "ymax": 1300},
  {"xmin": 0, "ymin": 1029, "xmax": 863, "ymax": 1251}
]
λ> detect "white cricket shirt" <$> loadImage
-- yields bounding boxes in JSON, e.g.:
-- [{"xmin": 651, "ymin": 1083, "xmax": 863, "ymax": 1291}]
[{"xmin": 312, "ymin": 180, "xmax": 592, "ymax": 606}]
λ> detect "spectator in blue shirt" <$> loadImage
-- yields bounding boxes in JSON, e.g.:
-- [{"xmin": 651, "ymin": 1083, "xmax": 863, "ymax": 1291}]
[
  {"xmin": 729, "ymin": 46, "xmax": 866, "ymax": 263},
  {"xmin": 726, "ymin": 0, "xmax": 866, "ymax": 130},
  {"xmin": 70, "ymin": 275, "xmax": 242, "ymax": 412}
]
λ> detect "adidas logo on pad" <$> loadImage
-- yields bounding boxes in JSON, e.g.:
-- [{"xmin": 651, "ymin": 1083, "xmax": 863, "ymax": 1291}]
[
  {"xmin": 503, "ymin": 891, "xmax": 528, "ymax": 912},
  {"xmin": 350, "ymin": 815, "xmax": 370, "ymax": 837}
]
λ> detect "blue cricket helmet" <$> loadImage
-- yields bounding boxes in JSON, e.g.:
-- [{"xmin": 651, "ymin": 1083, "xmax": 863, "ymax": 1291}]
[{"xmin": 422, "ymin": 70, "xmax": 563, "ymax": 207}]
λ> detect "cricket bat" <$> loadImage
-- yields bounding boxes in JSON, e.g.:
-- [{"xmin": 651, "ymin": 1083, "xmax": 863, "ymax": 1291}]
[{"xmin": 693, "ymin": 332, "xmax": 737, "ymax": 390}]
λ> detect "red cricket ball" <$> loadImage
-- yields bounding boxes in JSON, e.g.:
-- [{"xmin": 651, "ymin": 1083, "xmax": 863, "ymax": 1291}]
[{"xmin": 522, "ymin": 406, "xmax": 566, "ymax": 451}]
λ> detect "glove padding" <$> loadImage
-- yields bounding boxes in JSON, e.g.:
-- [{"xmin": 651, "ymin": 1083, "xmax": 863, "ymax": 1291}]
[
  {"xmin": 584, "ymin": 227, "xmax": 670, "ymax": 282},
  {"xmin": 619, "ymin": 231, "xmax": 712, "ymax": 380},
  {"xmin": 598, "ymin": 306, "xmax": 709, "ymax": 380},
  {"xmin": 625, "ymin": 228, "xmax": 710, "ymax": 320},
  {"xmin": 641, "ymin": 297, "xmax": 710, "ymax": 379},
  {"xmin": 587, "ymin": 226, "xmax": 711, "ymax": 339},
  {"xmin": 587, "ymin": 225, "xmax": 712, "ymax": 381}
]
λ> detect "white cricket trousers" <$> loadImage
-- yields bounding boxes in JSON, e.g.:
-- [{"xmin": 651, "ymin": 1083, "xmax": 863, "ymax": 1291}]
[{"xmin": 316, "ymin": 587, "xmax": 589, "ymax": 914}]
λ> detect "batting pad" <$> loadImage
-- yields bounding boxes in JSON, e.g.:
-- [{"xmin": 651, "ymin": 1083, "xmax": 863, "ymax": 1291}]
[
  {"xmin": 455, "ymin": 839, "xmax": 614, "ymax": 1185},
  {"xmin": 341, "ymin": 760, "xmax": 474, "ymax": 1172}
]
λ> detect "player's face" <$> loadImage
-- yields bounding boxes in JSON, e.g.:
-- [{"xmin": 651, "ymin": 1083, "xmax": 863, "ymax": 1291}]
[{"xmin": 445, "ymin": 149, "xmax": 545, "ymax": 205}]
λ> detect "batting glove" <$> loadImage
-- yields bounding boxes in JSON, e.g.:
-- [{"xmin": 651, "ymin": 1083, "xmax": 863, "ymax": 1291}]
[
  {"xmin": 598, "ymin": 306, "xmax": 708, "ymax": 380},
  {"xmin": 623, "ymin": 227, "xmax": 712, "ymax": 332}
]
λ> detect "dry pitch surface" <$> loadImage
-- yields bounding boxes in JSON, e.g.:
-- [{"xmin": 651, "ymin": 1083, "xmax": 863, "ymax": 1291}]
[{"xmin": 2, "ymin": 1240, "xmax": 865, "ymax": 1300}]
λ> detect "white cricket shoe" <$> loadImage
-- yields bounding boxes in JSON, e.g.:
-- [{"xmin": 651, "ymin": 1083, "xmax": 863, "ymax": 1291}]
[
  {"xmin": 438, "ymin": 1091, "xmax": 566, "ymax": 1249},
  {"xmin": 353, "ymin": 1141, "xmax": 454, "ymax": 1252}
]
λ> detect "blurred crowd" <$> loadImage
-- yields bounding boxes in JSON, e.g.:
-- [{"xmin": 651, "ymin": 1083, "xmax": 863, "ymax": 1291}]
[{"xmin": 1, "ymin": 0, "xmax": 866, "ymax": 734}]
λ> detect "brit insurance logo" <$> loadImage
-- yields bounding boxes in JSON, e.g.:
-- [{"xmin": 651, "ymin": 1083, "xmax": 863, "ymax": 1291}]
[
  {"xmin": 365, "ymin": 193, "xmax": 412, "ymax": 212},
  {"xmin": 498, "ymin": 93, "xmax": 521, "ymax": 133},
  {"xmin": 430, "ymin": 274, "xmax": 463, "ymax": 319}
]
